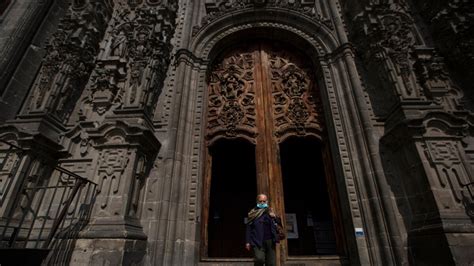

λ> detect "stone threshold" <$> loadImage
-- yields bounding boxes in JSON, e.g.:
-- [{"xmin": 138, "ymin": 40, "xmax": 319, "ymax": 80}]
[{"xmin": 198, "ymin": 255, "xmax": 347, "ymax": 265}]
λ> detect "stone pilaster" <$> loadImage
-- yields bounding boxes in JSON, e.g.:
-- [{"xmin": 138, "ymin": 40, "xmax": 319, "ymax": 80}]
[
  {"xmin": 69, "ymin": 121, "xmax": 160, "ymax": 265},
  {"xmin": 65, "ymin": 1, "xmax": 177, "ymax": 264},
  {"xmin": 3, "ymin": 0, "xmax": 114, "ymax": 151},
  {"xmin": 381, "ymin": 112, "xmax": 474, "ymax": 265}
]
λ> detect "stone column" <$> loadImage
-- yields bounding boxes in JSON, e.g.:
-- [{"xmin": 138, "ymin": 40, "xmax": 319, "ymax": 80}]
[
  {"xmin": 353, "ymin": 2, "xmax": 473, "ymax": 264},
  {"xmin": 65, "ymin": 1, "xmax": 177, "ymax": 264},
  {"xmin": 69, "ymin": 121, "xmax": 160, "ymax": 265},
  {"xmin": 381, "ymin": 114, "xmax": 473, "ymax": 265}
]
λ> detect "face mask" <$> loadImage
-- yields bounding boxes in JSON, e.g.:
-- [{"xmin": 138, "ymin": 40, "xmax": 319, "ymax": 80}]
[{"xmin": 257, "ymin": 203, "xmax": 268, "ymax": 209}]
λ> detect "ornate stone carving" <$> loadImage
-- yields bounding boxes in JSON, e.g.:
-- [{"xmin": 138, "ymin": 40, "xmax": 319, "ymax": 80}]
[
  {"xmin": 79, "ymin": 2, "xmax": 177, "ymax": 120},
  {"xmin": 207, "ymin": 52, "xmax": 257, "ymax": 141},
  {"xmin": 79, "ymin": 131, "xmax": 91, "ymax": 157},
  {"xmin": 97, "ymin": 149, "xmax": 131, "ymax": 211},
  {"xmin": 415, "ymin": 0, "xmax": 474, "ymax": 66},
  {"xmin": 110, "ymin": 28, "xmax": 129, "ymax": 57},
  {"xmin": 413, "ymin": 48, "xmax": 463, "ymax": 111},
  {"xmin": 354, "ymin": 3, "xmax": 419, "ymax": 99},
  {"xmin": 24, "ymin": 0, "xmax": 113, "ymax": 122},
  {"xmin": 81, "ymin": 67, "xmax": 122, "ymax": 116},
  {"xmin": 414, "ymin": 0, "xmax": 474, "ymax": 111},
  {"xmin": 193, "ymin": 0, "xmax": 332, "ymax": 36},
  {"xmin": 424, "ymin": 140, "xmax": 472, "ymax": 210},
  {"xmin": 426, "ymin": 141, "xmax": 460, "ymax": 166}
]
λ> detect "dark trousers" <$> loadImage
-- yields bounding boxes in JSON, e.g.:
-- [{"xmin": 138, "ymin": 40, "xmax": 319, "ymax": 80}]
[{"xmin": 253, "ymin": 239, "xmax": 276, "ymax": 266}]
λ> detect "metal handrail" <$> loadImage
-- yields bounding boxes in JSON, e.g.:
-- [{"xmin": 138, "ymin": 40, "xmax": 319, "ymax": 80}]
[{"xmin": 0, "ymin": 139, "xmax": 97, "ymax": 264}]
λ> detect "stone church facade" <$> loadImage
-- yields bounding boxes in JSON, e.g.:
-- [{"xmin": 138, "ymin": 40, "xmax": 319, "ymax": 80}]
[{"xmin": 0, "ymin": 0, "xmax": 473, "ymax": 265}]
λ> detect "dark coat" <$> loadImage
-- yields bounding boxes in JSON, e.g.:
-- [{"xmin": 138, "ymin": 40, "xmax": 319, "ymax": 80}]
[{"xmin": 245, "ymin": 211, "xmax": 279, "ymax": 248}]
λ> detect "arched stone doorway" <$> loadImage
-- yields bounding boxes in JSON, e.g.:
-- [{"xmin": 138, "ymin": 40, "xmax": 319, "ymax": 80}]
[
  {"xmin": 165, "ymin": 6, "xmax": 398, "ymax": 265},
  {"xmin": 201, "ymin": 40, "xmax": 346, "ymax": 263}
]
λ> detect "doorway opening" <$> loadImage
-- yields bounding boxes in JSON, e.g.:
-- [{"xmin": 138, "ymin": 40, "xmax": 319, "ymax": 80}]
[
  {"xmin": 280, "ymin": 137, "xmax": 338, "ymax": 256},
  {"xmin": 207, "ymin": 138, "xmax": 257, "ymax": 258},
  {"xmin": 202, "ymin": 39, "xmax": 346, "ymax": 261}
]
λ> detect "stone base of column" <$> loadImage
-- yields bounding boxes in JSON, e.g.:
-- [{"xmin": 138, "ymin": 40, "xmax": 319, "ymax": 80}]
[
  {"xmin": 69, "ymin": 238, "xmax": 147, "ymax": 265},
  {"xmin": 445, "ymin": 232, "xmax": 474, "ymax": 265},
  {"xmin": 79, "ymin": 217, "xmax": 147, "ymax": 240},
  {"xmin": 408, "ymin": 226, "xmax": 474, "ymax": 265}
]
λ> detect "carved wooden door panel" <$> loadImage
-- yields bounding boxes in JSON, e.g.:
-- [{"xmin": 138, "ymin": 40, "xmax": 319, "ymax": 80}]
[
  {"xmin": 206, "ymin": 43, "xmax": 322, "ymax": 187},
  {"xmin": 203, "ymin": 42, "xmax": 340, "ymax": 260}
]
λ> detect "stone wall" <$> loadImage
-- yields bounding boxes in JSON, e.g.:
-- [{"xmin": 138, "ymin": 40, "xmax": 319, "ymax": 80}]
[{"xmin": 0, "ymin": 0, "xmax": 472, "ymax": 265}]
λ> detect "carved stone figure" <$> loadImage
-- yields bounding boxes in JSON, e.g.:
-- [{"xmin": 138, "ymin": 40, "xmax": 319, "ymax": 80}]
[{"xmin": 111, "ymin": 29, "xmax": 128, "ymax": 57}]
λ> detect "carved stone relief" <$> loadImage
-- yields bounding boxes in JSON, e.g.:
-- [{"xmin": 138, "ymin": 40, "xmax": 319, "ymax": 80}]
[
  {"xmin": 96, "ymin": 148, "xmax": 131, "ymax": 215},
  {"xmin": 78, "ymin": 2, "xmax": 177, "ymax": 122},
  {"xmin": 423, "ymin": 140, "xmax": 473, "ymax": 213},
  {"xmin": 413, "ymin": 48, "xmax": 463, "ymax": 111},
  {"xmin": 414, "ymin": 0, "xmax": 474, "ymax": 111},
  {"xmin": 193, "ymin": 0, "xmax": 333, "ymax": 36},
  {"xmin": 81, "ymin": 67, "xmax": 123, "ymax": 117},
  {"xmin": 353, "ymin": 1, "xmax": 472, "ymax": 118},
  {"xmin": 23, "ymin": 0, "xmax": 113, "ymax": 123},
  {"xmin": 354, "ymin": 3, "xmax": 420, "ymax": 99}
]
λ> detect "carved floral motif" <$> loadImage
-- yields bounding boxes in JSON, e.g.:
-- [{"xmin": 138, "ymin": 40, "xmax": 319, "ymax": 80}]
[
  {"xmin": 207, "ymin": 46, "xmax": 323, "ymax": 143},
  {"xmin": 207, "ymin": 52, "xmax": 257, "ymax": 141},
  {"xmin": 269, "ymin": 53, "xmax": 322, "ymax": 139}
]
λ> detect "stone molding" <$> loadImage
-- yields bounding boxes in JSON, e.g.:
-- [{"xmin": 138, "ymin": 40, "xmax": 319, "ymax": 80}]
[{"xmin": 192, "ymin": 0, "xmax": 334, "ymax": 36}]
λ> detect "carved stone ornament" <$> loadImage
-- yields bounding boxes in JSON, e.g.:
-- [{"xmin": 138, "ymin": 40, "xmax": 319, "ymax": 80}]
[
  {"xmin": 354, "ymin": 3, "xmax": 419, "ymax": 98},
  {"xmin": 97, "ymin": 149, "xmax": 131, "ymax": 210},
  {"xmin": 81, "ymin": 2, "xmax": 177, "ymax": 119},
  {"xmin": 426, "ymin": 141, "xmax": 460, "ymax": 166},
  {"xmin": 423, "ymin": 140, "xmax": 473, "ymax": 214},
  {"xmin": 193, "ymin": 0, "xmax": 333, "ymax": 36},
  {"xmin": 83, "ymin": 67, "xmax": 122, "ymax": 116},
  {"xmin": 416, "ymin": 0, "xmax": 474, "ymax": 71},
  {"xmin": 413, "ymin": 48, "xmax": 463, "ymax": 111},
  {"xmin": 25, "ymin": 0, "xmax": 113, "ymax": 122}
]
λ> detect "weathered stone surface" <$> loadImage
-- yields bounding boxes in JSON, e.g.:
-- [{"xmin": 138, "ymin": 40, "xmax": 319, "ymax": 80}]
[{"xmin": 0, "ymin": 0, "xmax": 472, "ymax": 265}]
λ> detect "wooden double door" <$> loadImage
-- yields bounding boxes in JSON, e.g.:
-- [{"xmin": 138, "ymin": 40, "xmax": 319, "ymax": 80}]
[{"xmin": 202, "ymin": 41, "xmax": 344, "ymax": 260}]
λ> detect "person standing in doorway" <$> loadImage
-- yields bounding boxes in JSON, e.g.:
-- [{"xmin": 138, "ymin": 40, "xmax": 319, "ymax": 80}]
[{"xmin": 245, "ymin": 194, "xmax": 280, "ymax": 266}]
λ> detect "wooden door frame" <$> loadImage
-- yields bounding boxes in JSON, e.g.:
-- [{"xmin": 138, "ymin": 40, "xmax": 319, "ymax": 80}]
[{"xmin": 200, "ymin": 41, "xmax": 347, "ymax": 263}]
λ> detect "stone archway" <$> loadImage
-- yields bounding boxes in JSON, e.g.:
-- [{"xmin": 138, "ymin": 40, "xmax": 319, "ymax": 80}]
[
  {"xmin": 154, "ymin": 4, "xmax": 402, "ymax": 265},
  {"xmin": 201, "ymin": 40, "xmax": 346, "ymax": 262}
]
